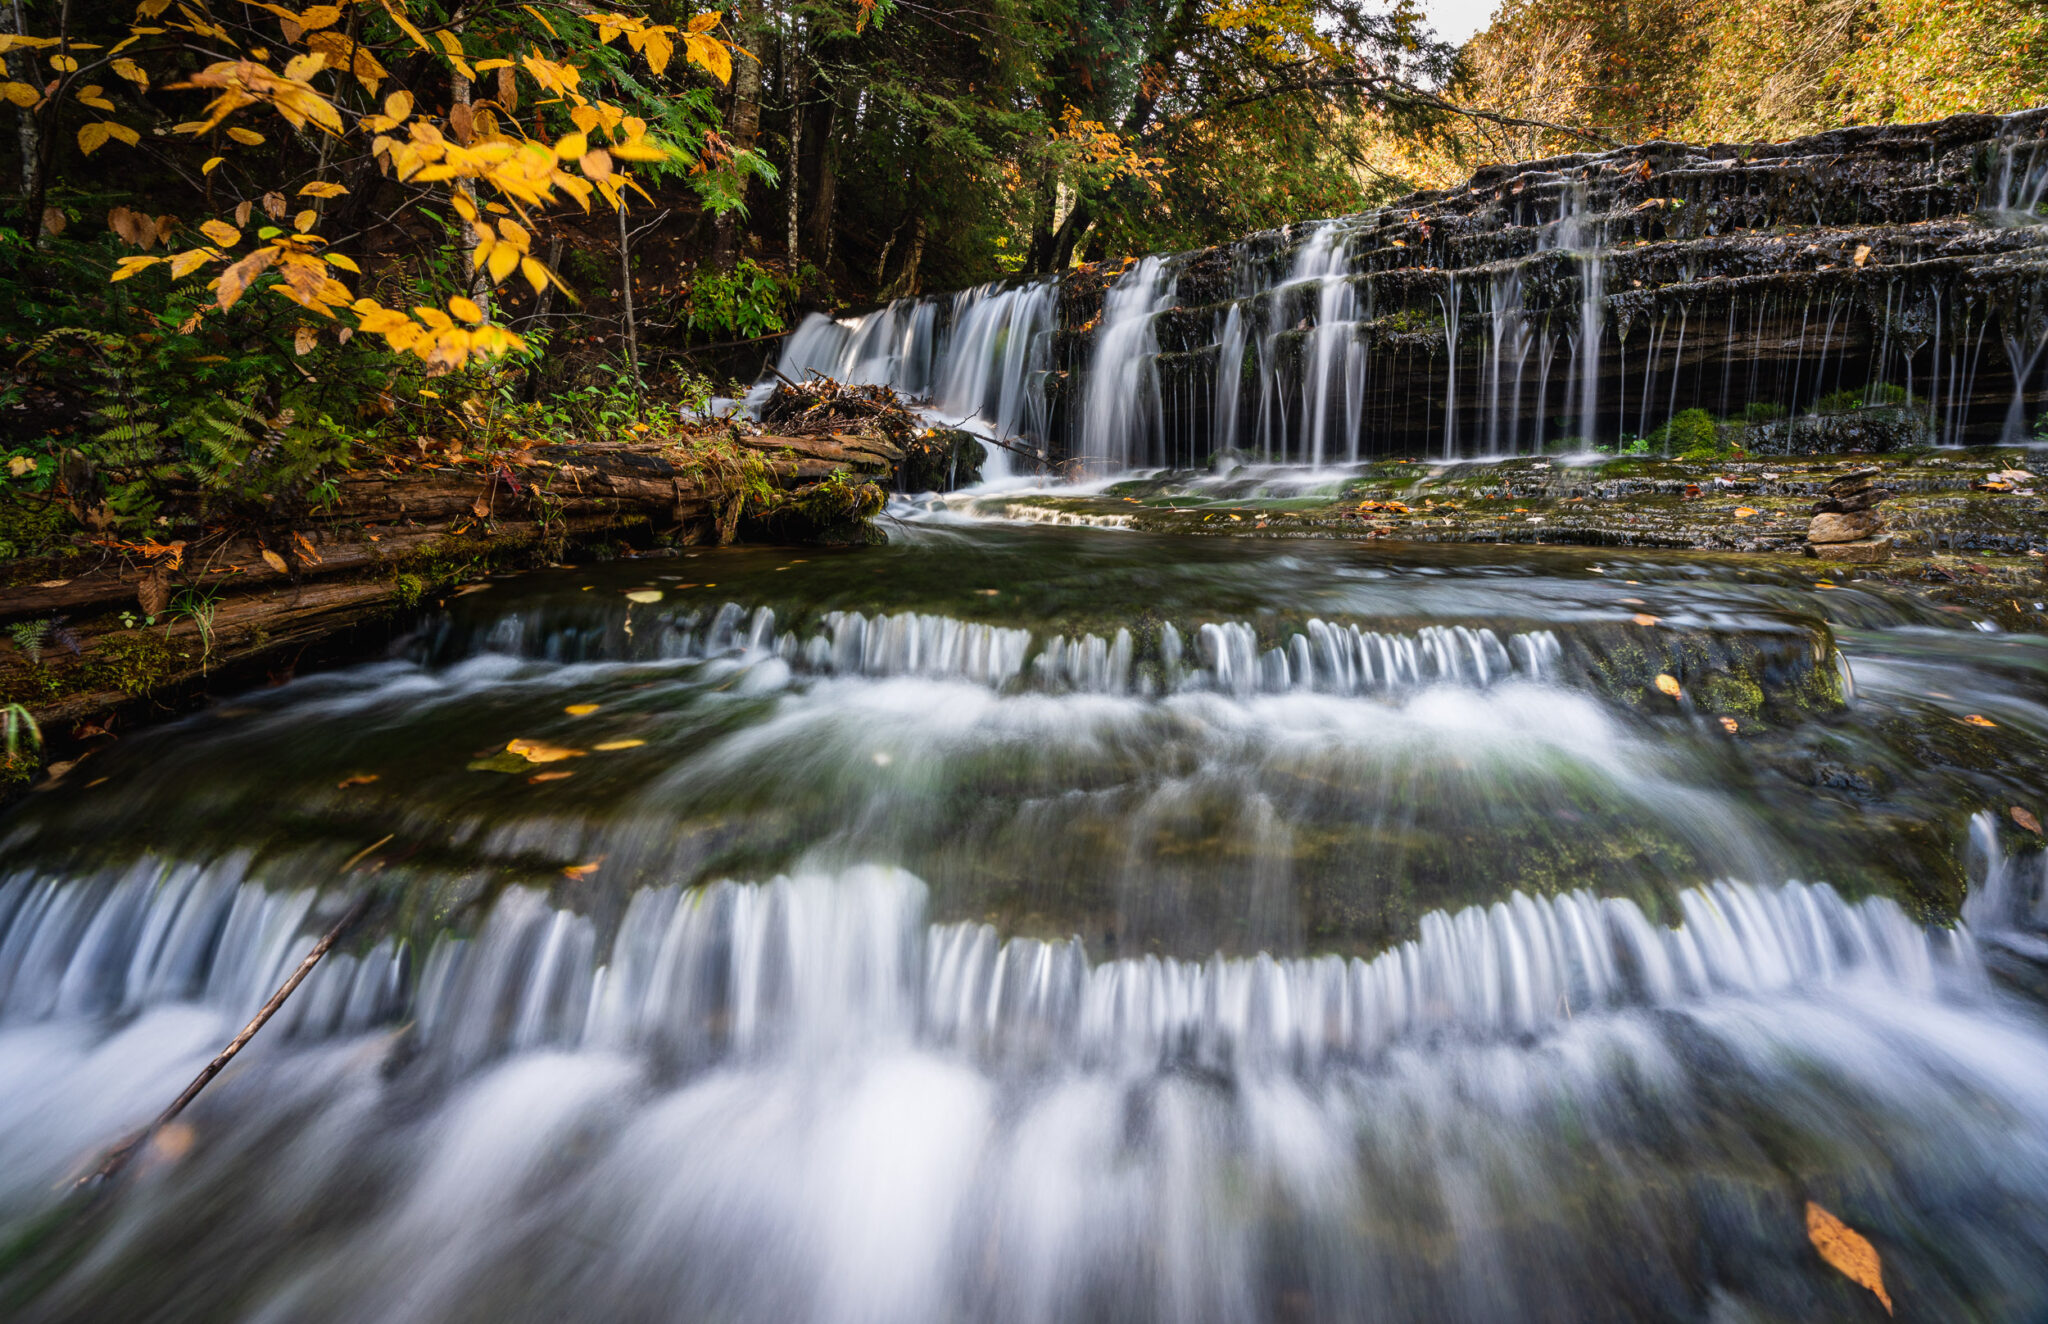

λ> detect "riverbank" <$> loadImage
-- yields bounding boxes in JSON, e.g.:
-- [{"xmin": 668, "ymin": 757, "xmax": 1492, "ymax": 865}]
[{"xmin": 0, "ymin": 419, "xmax": 948, "ymax": 783}]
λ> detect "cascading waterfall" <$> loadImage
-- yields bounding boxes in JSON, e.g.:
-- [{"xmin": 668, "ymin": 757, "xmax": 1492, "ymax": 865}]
[
  {"xmin": 1078, "ymin": 256, "xmax": 1179, "ymax": 469},
  {"xmin": 752, "ymin": 110, "xmax": 2048, "ymax": 472}
]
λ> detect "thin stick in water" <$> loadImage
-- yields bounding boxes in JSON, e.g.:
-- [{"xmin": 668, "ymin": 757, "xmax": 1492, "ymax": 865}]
[{"xmin": 82, "ymin": 886, "xmax": 373, "ymax": 1187}]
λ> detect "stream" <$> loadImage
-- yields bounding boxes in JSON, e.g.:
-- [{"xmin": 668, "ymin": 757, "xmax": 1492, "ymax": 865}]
[{"xmin": 3, "ymin": 517, "xmax": 2048, "ymax": 1321}]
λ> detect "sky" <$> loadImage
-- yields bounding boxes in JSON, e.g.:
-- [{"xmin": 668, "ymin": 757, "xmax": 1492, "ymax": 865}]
[{"xmin": 1421, "ymin": 0, "xmax": 1499, "ymax": 45}]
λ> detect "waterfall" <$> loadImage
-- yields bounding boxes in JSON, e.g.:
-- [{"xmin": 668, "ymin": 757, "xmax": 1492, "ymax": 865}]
[
  {"xmin": 1078, "ymin": 256, "xmax": 1178, "ymax": 470},
  {"xmin": 0, "ymin": 859, "xmax": 1981, "ymax": 1077},
  {"xmin": 750, "ymin": 114, "xmax": 2048, "ymax": 466}
]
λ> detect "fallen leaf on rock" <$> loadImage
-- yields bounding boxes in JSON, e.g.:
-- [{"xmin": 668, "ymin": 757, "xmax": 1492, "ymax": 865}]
[
  {"xmin": 1734, "ymin": 507, "xmax": 1757, "ymax": 518},
  {"xmin": 624, "ymin": 589, "xmax": 663, "ymax": 604},
  {"xmin": 2015, "ymin": 806, "xmax": 2043, "ymax": 835},
  {"xmin": 1632, "ymin": 613, "xmax": 1659, "ymax": 627},
  {"xmin": 1719, "ymin": 716, "xmax": 1739, "ymax": 733},
  {"xmin": 562, "ymin": 856, "xmax": 605, "ymax": 879},
  {"xmin": 593, "ymin": 739, "xmax": 646, "ymax": 751},
  {"xmin": 260, "ymin": 549, "xmax": 288, "ymax": 574},
  {"xmin": 35, "ymin": 579, "xmax": 71, "ymax": 588},
  {"xmin": 528, "ymin": 771, "xmax": 575, "ymax": 783},
  {"xmin": 1654, "ymin": 674, "xmax": 1683, "ymax": 698},
  {"xmin": 1806, "ymin": 1201, "xmax": 1892, "ymax": 1314},
  {"xmin": 1961, "ymin": 714, "xmax": 1998, "ymax": 728},
  {"xmin": 505, "ymin": 738, "xmax": 586, "ymax": 763},
  {"xmin": 337, "ymin": 774, "xmax": 379, "ymax": 789},
  {"xmin": 564, "ymin": 703, "xmax": 601, "ymax": 716}
]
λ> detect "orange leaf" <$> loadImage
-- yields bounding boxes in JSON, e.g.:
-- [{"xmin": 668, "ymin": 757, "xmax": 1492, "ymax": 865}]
[
  {"xmin": 563, "ymin": 703, "xmax": 600, "ymax": 716},
  {"xmin": 1632, "ymin": 613, "xmax": 1659, "ymax": 627},
  {"xmin": 260, "ymin": 548, "xmax": 289, "ymax": 573},
  {"xmin": 1806, "ymin": 1201, "xmax": 1892, "ymax": 1314},
  {"xmin": 505, "ymin": 737, "xmax": 586, "ymax": 763},
  {"xmin": 528, "ymin": 770, "xmax": 575, "ymax": 783},
  {"xmin": 1961, "ymin": 714, "xmax": 1997, "ymax": 728},
  {"xmin": 561, "ymin": 855, "xmax": 605, "ymax": 879},
  {"xmin": 337, "ymin": 773, "xmax": 379, "ymax": 788},
  {"xmin": 1653, "ymin": 674, "xmax": 1682, "ymax": 698}
]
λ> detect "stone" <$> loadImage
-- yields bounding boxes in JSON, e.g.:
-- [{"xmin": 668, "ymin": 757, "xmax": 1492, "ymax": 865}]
[
  {"xmin": 1813, "ymin": 488, "xmax": 1884, "ymax": 514},
  {"xmin": 1805, "ymin": 536, "xmax": 1892, "ymax": 563},
  {"xmin": 1808, "ymin": 511, "xmax": 1882, "ymax": 543}
]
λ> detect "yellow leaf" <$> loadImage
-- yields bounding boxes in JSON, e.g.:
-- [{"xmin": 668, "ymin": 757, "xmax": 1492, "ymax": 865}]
[
  {"xmin": 555, "ymin": 130, "xmax": 588, "ymax": 161},
  {"xmin": 520, "ymin": 4, "xmax": 560, "ymax": 38},
  {"xmin": 109, "ymin": 255, "xmax": 163, "ymax": 281},
  {"xmin": 201, "ymin": 155, "xmax": 226, "ymax": 174},
  {"xmin": 1806, "ymin": 1202, "xmax": 1892, "ymax": 1315},
  {"xmin": 324, "ymin": 251, "xmax": 361, "ymax": 272},
  {"xmin": 609, "ymin": 135, "xmax": 670, "ymax": 162},
  {"xmin": 0, "ymin": 82, "xmax": 39, "ymax": 107},
  {"xmin": 688, "ymin": 12, "xmax": 721, "ymax": 32},
  {"xmin": 298, "ymin": 180, "xmax": 348, "ymax": 197},
  {"xmin": 294, "ymin": 324, "xmax": 319, "ymax": 355},
  {"xmin": 1653, "ymin": 673, "xmax": 1682, "ymax": 698},
  {"xmin": 1733, "ymin": 506, "xmax": 1757, "ymax": 518},
  {"xmin": 296, "ymin": 4, "xmax": 342, "ymax": 29},
  {"xmin": 216, "ymin": 247, "xmax": 279, "ymax": 311},
  {"xmin": 1961, "ymin": 714, "xmax": 1997, "ymax": 728},
  {"xmin": 448, "ymin": 296, "xmax": 484, "ymax": 324},
  {"xmin": 379, "ymin": 0, "xmax": 434, "ymax": 50},
  {"xmin": 561, "ymin": 857, "xmax": 604, "ymax": 879},
  {"xmin": 168, "ymin": 247, "xmax": 215, "ymax": 277},
  {"xmin": 293, "ymin": 208, "xmax": 318, "ymax": 231},
  {"xmin": 111, "ymin": 57, "xmax": 149, "ymax": 86},
  {"xmin": 623, "ymin": 589, "xmax": 662, "ymax": 604},
  {"xmin": 563, "ymin": 703, "xmax": 601, "ymax": 716},
  {"xmin": 593, "ymin": 738, "xmax": 646, "ymax": 751},
  {"xmin": 260, "ymin": 548, "xmax": 289, "ymax": 573},
  {"xmin": 227, "ymin": 126, "xmax": 266, "ymax": 145},
  {"xmin": 199, "ymin": 218, "xmax": 242, "ymax": 246},
  {"xmin": 520, "ymin": 257, "xmax": 551, "ymax": 293},
  {"xmin": 49, "ymin": 53, "xmax": 77, "ymax": 72},
  {"xmin": 487, "ymin": 243, "xmax": 520, "ymax": 284},
  {"xmin": 505, "ymin": 737, "xmax": 587, "ymax": 763},
  {"xmin": 684, "ymin": 31, "xmax": 730, "ymax": 83}
]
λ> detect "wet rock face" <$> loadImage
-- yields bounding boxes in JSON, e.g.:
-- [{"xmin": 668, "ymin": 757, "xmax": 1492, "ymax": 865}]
[{"xmin": 1037, "ymin": 109, "xmax": 2048, "ymax": 465}]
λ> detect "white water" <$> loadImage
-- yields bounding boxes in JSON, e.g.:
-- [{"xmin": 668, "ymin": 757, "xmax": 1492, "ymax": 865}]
[{"xmin": 2, "ymin": 847, "xmax": 2042, "ymax": 1322}]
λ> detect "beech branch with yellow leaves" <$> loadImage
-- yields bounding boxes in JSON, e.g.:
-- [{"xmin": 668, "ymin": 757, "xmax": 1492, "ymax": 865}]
[{"xmin": 36, "ymin": 0, "xmax": 733, "ymax": 374}]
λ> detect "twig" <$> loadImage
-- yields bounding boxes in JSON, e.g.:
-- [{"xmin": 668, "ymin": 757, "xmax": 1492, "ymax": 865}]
[{"xmin": 80, "ymin": 877, "xmax": 378, "ymax": 1187}]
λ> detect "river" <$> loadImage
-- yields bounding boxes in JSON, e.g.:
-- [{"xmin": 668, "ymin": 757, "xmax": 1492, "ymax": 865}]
[{"xmin": 3, "ymin": 513, "xmax": 2047, "ymax": 1321}]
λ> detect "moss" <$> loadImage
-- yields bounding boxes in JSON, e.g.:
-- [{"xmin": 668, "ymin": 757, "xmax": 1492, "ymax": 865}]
[
  {"xmin": 0, "ymin": 495, "xmax": 74, "ymax": 563},
  {"xmin": 77, "ymin": 632, "xmax": 187, "ymax": 696},
  {"xmin": 391, "ymin": 572, "xmax": 427, "ymax": 608}
]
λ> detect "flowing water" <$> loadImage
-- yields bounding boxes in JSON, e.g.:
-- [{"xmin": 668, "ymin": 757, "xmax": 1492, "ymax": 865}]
[{"xmin": 4, "ymin": 519, "xmax": 2048, "ymax": 1322}]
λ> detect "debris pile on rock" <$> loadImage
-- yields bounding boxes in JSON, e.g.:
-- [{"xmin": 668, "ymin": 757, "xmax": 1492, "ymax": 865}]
[
  {"xmin": 758, "ymin": 375, "xmax": 917, "ymax": 447},
  {"xmin": 1805, "ymin": 467, "xmax": 1891, "ymax": 562}
]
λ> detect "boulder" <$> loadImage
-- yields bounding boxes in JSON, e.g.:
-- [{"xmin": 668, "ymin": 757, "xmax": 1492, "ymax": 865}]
[
  {"xmin": 1806, "ymin": 535, "xmax": 1893, "ymax": 563},
  {"xmin": 1808, "ymin": 510, "xmax": 1883, "ymax": 543}
]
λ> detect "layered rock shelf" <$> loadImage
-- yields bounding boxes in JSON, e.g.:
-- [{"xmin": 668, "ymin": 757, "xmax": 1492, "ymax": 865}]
[{"xmin": 775, "ymin": 110, "xmax": 2048, "ymax": 468}]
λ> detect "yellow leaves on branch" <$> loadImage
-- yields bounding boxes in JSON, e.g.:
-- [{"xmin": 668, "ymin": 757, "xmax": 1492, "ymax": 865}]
[
  {"xmin": 77, "ymin": 121, "xmax": 141, "ymax": 155},
  {"xmin": 584, "ymin": 10, "xmax": 733, "ymax": 83},
  {"xmin": 1805, "ymin": 1201, "xmax": 1893, "ymax": 1315},
  {"xmin": 172, "ymin": 56, "xmax": 344, "ymax": 136}
]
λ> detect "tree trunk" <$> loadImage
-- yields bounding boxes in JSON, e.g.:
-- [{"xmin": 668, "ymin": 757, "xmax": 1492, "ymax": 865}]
[
  {"xmin": 878, "ymin": 214, "xmax": 926, "ymax": 300},
  {"xmin": 617, "ymin": 205, "xmax": 642, "ymax": 414},
  {"xmin": 710, "ymin": 0, "xmax": 766, "ymax": 271},
  {"xmin": 4, "ymin": 0, "xmax": 39, "ymax": 203},
  {"xmin": 782, "ymin": 11, "xmax": 803, "ymax": 280},
  {"xmin": 802, "ymin": 75, "xmax": 849, "ymax": 275}
]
